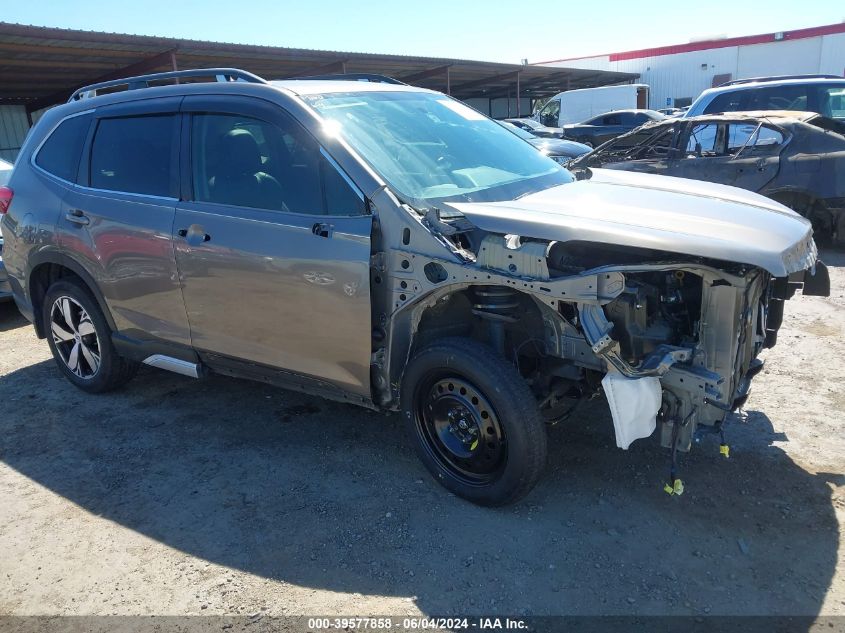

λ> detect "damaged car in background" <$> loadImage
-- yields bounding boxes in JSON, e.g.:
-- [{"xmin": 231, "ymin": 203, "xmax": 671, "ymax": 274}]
[
  {"xmin": 568, "ymin": 111, "xmax": 845, "ymax": 244},
  {"xmin": 498, "ymin": 120, "xmax": 591, "ymax": 167},
  {"xmin": 0, "ymin": 70, "xmax": 830, "ymax": 507}
]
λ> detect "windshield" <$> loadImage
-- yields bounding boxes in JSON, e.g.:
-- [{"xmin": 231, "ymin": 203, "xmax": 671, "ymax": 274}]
[{"xmin": 304, "ymin": 91, "xmax": 572, "ymax": 205}]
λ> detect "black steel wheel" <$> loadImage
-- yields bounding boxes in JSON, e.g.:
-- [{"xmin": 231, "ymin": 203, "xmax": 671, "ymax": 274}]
[
  {"xmin": 401, "ymin": 337, "xmax": 547, "ymax": 506},
  {"xmin": 416, "ymin": 376, "xmax": 507, "ymax": 486}
]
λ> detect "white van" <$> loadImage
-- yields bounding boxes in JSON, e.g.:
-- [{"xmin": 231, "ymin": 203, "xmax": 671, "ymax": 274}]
[{"xmin": 534, "ymin": 84, "xmax": 650, "ymax": 126}]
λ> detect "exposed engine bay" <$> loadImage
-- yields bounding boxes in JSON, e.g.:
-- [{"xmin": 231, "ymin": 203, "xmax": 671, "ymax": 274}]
[{"xmin": 369, "ymin": 187, "xmax": 831, "ymax": 477}]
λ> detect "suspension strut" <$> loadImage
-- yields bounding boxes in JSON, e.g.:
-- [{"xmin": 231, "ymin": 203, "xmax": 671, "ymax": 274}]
[{"xmin": 471, "ymin": 287, "xmax": 520, "ymax": 356}]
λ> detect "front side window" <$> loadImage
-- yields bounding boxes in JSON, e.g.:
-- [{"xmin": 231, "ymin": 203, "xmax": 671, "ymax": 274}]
[
  {"xmin": 537, "ymin": 99, "xmax": 560, "ymax": 127},
  {"xmin": 191, "ymin": 113, "xmax": 364, "ymax": 216},
  {"xmin": 90, "ymin": 115, "xmax": 174, "ymax": 197},
  {"xmin": 703, "ymin": 91, "xmax": 743, "ymax": 115},
  {"xmin": 305, "ymin": 91, "xmax": 571, "ymax": 205},
  {"xmin": 685, "ymin": 124, "xmax": 720, "ymax": 155},
  {"xmin": 634, "ymin": 128, "xmax": 676, "ymax": 159},
  {"xmin": 35, "ymin": 113, "xmax": 92, "ymax": 182},
  {"xmin": 575, "ymin": 125, "xmax": 672, "ymax": 167}
]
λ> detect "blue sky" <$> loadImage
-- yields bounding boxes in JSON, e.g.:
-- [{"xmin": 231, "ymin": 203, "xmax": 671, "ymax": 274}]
[{"xmin": 4, "ymin": 0, "xmax": 844, "ymax": 63}]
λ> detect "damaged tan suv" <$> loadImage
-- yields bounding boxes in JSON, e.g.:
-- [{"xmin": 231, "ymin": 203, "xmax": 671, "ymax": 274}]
[{"xmin": 0, "ymin": 69, "xmax": 830, "ymax": 505}]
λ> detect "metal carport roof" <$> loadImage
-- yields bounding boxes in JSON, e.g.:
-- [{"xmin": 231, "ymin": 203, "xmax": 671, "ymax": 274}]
[{"xmin": 0, "ymin": 22, "xmax": 638, "ymax": 113}]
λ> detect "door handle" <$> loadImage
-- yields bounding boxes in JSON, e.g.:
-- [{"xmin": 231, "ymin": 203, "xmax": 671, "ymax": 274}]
[
  {"xmin": 312, "ymin": 222, "xmax": 333, "ymax": 239},
  {"xmin": 177, "ymin": 227, "xmax": 211, "ymax": 242},
  {"xmin": 65, "ymin": 209, "xmax": 89, "ymax": 226}
]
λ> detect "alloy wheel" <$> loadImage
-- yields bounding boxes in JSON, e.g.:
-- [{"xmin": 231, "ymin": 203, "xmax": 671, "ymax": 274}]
[{"xmin": 49, "ymin": 296, "xmax": 101, "ymax": 379}]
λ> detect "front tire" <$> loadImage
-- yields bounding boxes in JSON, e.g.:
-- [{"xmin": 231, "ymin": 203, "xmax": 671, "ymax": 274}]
[
  {"xmin": 43, "ymin": 279, "xmax": 139, "ymax": 393},
  {"xmin": 401, "ymin": 337, "xmax": 547, "ymax": 506}
]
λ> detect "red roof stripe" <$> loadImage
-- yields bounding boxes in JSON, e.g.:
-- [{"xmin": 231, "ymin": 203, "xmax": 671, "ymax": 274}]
[{"xmin": 538, "ymin": 22, "xmax": 845, "ymax": 65}]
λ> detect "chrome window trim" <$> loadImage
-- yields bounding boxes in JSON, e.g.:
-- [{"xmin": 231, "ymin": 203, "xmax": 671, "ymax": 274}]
[
  {"xmin": 75, "ymin": 184, "xmax": 179, "ymax": 203},
  {"xmin": 179, "ymin": 198, "xmax": 371, "ymax": 222}
]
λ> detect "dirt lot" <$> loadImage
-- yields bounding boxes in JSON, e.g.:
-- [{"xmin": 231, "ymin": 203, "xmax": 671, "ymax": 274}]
[{"xmin": 0, "ymin": 252, "xmax": 843, "ymax": 619}]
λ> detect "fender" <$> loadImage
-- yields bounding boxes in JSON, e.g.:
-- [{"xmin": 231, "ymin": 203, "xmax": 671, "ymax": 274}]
[{"xmin": 27, "ymin": 248, "xmax": 118, "ymax": 338}]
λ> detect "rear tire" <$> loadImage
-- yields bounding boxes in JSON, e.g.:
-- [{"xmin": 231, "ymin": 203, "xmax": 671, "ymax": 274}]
[
  {"xmin": 401, "ymin": 337, "xmax": 547, "ymax": 506},
  {"xmin": 43, "ymin": 279, "xmax": 139, "ymax": 393}
]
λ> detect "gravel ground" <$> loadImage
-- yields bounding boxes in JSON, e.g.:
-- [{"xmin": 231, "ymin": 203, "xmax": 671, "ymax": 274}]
[{"xmin": 0, "ymin": 251, "xmax": 842, "ymax": 618}]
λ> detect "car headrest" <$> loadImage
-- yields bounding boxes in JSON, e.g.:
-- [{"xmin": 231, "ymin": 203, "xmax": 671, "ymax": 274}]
[{"xmin": 219, "ymin": 128, "xmax": 262, "ymax": 176}]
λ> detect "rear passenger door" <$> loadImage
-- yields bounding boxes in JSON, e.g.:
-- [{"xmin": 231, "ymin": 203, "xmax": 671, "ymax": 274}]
[
  {"xmin": 673, "ymin": 121, "xmax": 782, "ymax": 192},
  {"xmin": 724, "ymin": 123, "xmax": 783, "ymax": 191},
  {"xmin": 174, "ymin": 96, "xmax": 372, "ymax": 397},
  {"xmin": 59, "ymin": 98, "xmax": 191, "ymax": 347}
]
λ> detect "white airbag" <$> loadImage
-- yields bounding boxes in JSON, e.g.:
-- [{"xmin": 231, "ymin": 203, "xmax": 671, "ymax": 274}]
[{"xmin": 602, "ymin": 372, "xmax": 662, "ymax": 449}]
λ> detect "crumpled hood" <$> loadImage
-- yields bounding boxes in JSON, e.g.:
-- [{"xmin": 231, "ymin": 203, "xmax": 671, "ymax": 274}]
[{"xmin": 446, "ymin": 169, "xmax": 817, "ymax": 277}]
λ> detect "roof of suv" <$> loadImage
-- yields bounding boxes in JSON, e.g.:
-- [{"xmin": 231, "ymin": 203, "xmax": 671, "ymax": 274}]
[
  {"xmin": 705, "ymin": 76, "xmax": 845, "ymax": 93},
  {"xmin": 686, "ymin": 76, "xmax": 845, "ymax": 117},
  {"xmin": 270, "ymin": 79, "xmax": 434, "ymax": 96}
]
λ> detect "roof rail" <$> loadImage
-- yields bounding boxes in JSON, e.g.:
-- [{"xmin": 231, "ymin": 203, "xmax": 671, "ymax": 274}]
[
  {"xmin": 69, "ymin": 68, "xmax": 267, "ymax": 102},
  {"xmin": 292, "ymin": 73, "xmax": 406, "ymax": 85},
  {"xmin": 719, "ymin": 74, "xmax": 841, "ymax": 87}
]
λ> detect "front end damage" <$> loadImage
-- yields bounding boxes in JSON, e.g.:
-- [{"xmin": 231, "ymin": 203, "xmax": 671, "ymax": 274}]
[{"xmin": 368, "ymin": 183, "xmax": 830, "ymax": 489}]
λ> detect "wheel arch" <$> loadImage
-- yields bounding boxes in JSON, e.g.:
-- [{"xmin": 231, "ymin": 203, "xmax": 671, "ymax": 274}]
[
  {"xmin": 28, "ymin": 252, "xmax": 117, "ymax": 338},
  {"xmin": 767, "ymin": 188, "xmax": 834, "ymax": 241},
  {"xmin": 379, "ymin": 283, "xmax": 546, "ymax": 408}
]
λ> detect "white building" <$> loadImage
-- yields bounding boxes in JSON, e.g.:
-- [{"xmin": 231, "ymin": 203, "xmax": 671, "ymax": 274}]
[{"xmin": 537, "ymin": 22, "xmax": 845, "ymax": 110}]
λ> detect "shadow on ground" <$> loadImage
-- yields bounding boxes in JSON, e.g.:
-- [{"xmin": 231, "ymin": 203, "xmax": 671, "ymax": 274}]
[
  {"xmin": 0, "ymin": 302, "xmax": 27, "ymax": 333},
  {"xmin": 0, "ymin": 359, "xmax": 838, "ymax": 617}
]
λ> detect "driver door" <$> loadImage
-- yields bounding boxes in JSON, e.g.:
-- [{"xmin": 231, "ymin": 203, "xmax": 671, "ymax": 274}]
[{"xmin": 174, "ymin": 96, "xmax": 373, "ymax": 396}]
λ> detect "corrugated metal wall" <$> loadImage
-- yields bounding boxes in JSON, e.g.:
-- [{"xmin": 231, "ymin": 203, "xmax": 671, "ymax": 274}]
[
  {"xmin": 546, "ymin": 31, "xmax": 845, "ymax": 110},
  {"xmin": 0, "ymin": 105, "xmax": 31, "ymax": 163},
  {"xmin": 464, "ymin": 97, "xmax": 532, "ymax": 119}
]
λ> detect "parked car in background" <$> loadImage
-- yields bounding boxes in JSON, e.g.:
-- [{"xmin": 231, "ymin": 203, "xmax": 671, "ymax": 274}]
[
  {"xmin": 569, "ymin": 111, "xmax": 845, "ymax": 243},
  {"xmin": 561, "ymin": 109, "xmax": 666, "ymax": 147},
  {"xmin": 503, "ymin": 117, "xmax": 565, "ymax": 139},
  {"xmin": 499, "ymin": 120, "xmax": 591, "ymax": 166},
  {"xmin": 0, "ymin": 69, "xmax": 829, "ymax": 506},
  {"xmin": 534, "ymin": 83, "xmax": 650, "ymax": 126},
  {"xmin": 685, "ymin": 75, "xmax": 845, "ymax": 121},
  {"xmin": 0, "ymin": 158, "xmax": 11, "ymax": 185},
  {"xmin": 657, "ymin": 107, "xmax": 685, "ymax": 117},
  {"xmin": 0, "ymin": 157, "xmax": 14, "ymax": 301}
]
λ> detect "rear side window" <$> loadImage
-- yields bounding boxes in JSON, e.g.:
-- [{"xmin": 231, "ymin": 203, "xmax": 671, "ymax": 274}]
[
  {"xmin": 90, "ymin": 115, "xmax": 175, "ymax": 197},
  {"xmin": 35, "ymin": 113, "xmax": 92, "ymax": 182},
  {"xmin": 727, "ymin": 124, "xmax": 784, "ymax": 154}
]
